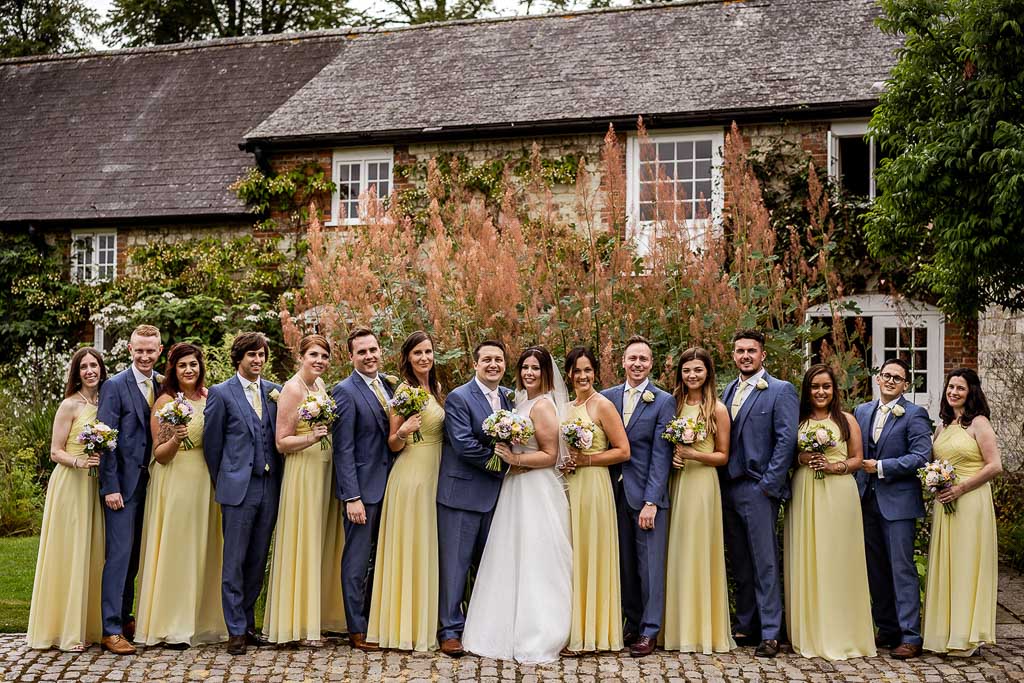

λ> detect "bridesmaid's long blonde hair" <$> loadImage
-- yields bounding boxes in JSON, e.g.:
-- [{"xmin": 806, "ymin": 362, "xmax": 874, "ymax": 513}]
[{"xmin": 672, "ymin": 347, "xmax": 718, "ymax": 441}]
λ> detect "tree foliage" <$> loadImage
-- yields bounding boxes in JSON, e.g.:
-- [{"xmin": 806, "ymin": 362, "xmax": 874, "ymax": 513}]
[
  {"xmin": 106, "ymin": 0, "xmax": 368, "ymax": 46},
  {"xmin": 868, "ymin": 0, "xmax": 1024, "ymax": 321},
  {"xmin": 0, "ymin": 0, "xmax": 99, "ymax": 57}
]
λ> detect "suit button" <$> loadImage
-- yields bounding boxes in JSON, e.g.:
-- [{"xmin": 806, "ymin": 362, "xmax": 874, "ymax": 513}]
[{"xmin": 248, "ymin": 461, "xmax": 253, "ymax": 466}]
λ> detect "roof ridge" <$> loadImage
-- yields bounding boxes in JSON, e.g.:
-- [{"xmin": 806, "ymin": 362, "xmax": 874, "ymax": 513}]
[{"xmin": 0, "ymin": 0, "xmax": 735, "ymax": 66}]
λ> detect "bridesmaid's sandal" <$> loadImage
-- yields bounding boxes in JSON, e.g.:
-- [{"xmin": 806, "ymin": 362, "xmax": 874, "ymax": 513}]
[
  {"xmin": 299, "ymin": 639, "xmax": 325, "ymax": 648},
  {"xmin": 559, "ymin": 647, "xmax": 585, "ymax": 657},
  {"xmin": 66, "ymin": 644, "xmax": 87, "ymax": 652}
]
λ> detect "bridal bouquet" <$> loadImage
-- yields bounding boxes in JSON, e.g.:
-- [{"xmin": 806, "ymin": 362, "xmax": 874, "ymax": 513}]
[
  {"xmin": 155, "ymin": 392, "xmax": 195, "ymax": 450},
  {"xmin": 77, "ymin": 420, "xmax": 118, "ymax": 477},
  {"xmin": 482, "ymin": 410, "xmax": 535, "ymax": 471},
  {"xmin": 560, "ymin": 417, "xmax": 596, "ymax": 452},
  {"xmin": 798, "ymin": 425, "xmax": 837, "ymax": 480},
  {"xmin": 661, "ymin": 415, "xmax": 707, "ymax": 470},
  {"xmin": 389, "ymin": 385, "xmax": 431, "ymax": 443},
  {"xmin": 918, "ymin": 459, "xmax": 958, "ymax": 514},
  {"xmin": 298, "ymin": 393, "xmax": 337, "ymax": 450}
]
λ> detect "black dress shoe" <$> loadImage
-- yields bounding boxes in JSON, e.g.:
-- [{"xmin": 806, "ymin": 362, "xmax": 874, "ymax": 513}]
[
  {"xmin": 875, "ymin": 634, "xmax": 901, "ymax": 649},
  {"xmin": 755, "ymin": 639, "xmax": 780, "ymax": 658},
  {"xmin": 623, "ymin": 631, "xmax": 639, "ymax": 647},
  {"xmin": 733, "ymin": 633, "xmax": 759, "ymax": 647},
  {"xmin": 246, "ymin": 629, "xmax": 270, "ymax": 647},
  {"xmin": 164, "ymin": 642, "xmax": 189, "ymax": 650},
  {"xmin": 226, "ymin": 635, "xmax": 247, "ymax": 656}
]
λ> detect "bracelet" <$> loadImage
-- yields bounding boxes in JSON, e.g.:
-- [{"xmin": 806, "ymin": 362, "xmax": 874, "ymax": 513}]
[
  {"xmin": 74, "ymin": 457, "xmax": 82, "ymax": 469},
  {"xmin": 837, "ymin": 461, "xmax": 849, "ymax": 475},
  {"xmin": 586, "ymin": 455, "xmax": 593, "ymax": 467}
]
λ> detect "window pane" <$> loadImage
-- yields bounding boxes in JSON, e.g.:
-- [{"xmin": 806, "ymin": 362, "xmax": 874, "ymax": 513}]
[
  {"xmin": 677, "ymin": 161, "xmax": 693, "ymax": 181},
  {"xmin": 838, "ymin": 136, "xmax": 870, "ymax": 196},
  {"xmin": 639, "ymin": 162, "xmax": 656, "ymax": 182},
  {"xmin": 657, "ymin": 142, "xmax": 675, "ymax": 161},
  {"xmin": 913, "ymin": 349, "xmax": 927, "ymax": 370},
  {"xmin": 884, "ymin": 327, "xmax": 896, "ymax": 348},
  {"xmin": 695, "ymin": 180, "xmax": 712, "ymax": 200},
  {"xmin": 351, "ymin": 164, "xmax": 360, "ymax": 181},
  {"xmin": 914, "ymin": 327, "xmax": 927, "ymax": 347},
  {"xmin": 367, "ymin": 164, "xmax": 378, "ymax": 181},
  {"xmin": 639, "ymin": 202, "xmax": 655, "ymax": 221},
  {"xmin": 677, "ymin": 141, "xmax": 693, "ymax": 160},
  {"xmin": 916, "ymin": 372, "xmax": 928, "ymax": 392},
  {"xmin": 337, "ymin": 165, "xmax": 349, "ymax": 182},
  {"xmin": 695, "ymin": 159, "xmax": 712, "ymax": 179},
  {"xmin": 695, "ymin": 139, "xmax": 712, "ymax": 158},
  {"xmin": 639, "ymin": 142, "xmax": 655, "ymax": 162},
  {"xmin": 639, "ymin": 183, "xmax": 656, "ymax": 203}
]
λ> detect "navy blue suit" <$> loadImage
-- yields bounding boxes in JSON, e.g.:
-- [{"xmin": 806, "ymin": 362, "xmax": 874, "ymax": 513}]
[
  {"xmin": 204, "ymin": 375, "xmax": 282, "ymax": 637},
  {"xmin": 719, "ymin": 371, "xmax": 798, "ymax": 641},
  {"xmin": 603, "ymin": 382, "xmax": 674, "ymax": 640},
  {"xmin": 97, "ymin": 367, "xmax": 158, "ymax": 636},
  {"xmin": 331, "ymin": 372, "xmax": 395, "ymax": 635},
  {"xmin": 854, "ymin": 396, "xmax": 931, "ymax": 646},
  {"xmin": 436, "ymin": 379, "xmax": 510, "ymax": 641}
]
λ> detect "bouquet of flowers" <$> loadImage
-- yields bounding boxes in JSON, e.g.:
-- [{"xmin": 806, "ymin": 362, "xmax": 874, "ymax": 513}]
[
  {"xmin": 661, "ymin": 415, "xmax": 707, "ymax": 470},
  {"xmin": 389, "ymin": 385, "xmax": 431, "ymax": 443},
  {"xmin": 918, "ymin": 459, "xmax": 958, "ymax": 514},
  {"xmin": 298, "ymin": 393, "xmax": 338, "ymax": 450},
  {"xmin": 798, "ymin": 425, "xmax": 837, "ymax": 480},
  {"xmin": 560, "ymin": 417, "xmax": 596, "ymax": 452},
  {"xmin": 481, "ymin": 410, "xmax": 535, "ymax": 471},
  {"xmin": 77, "ymin": 420, "xmax": 118, "ymax": 478},
  {"xmin": 155, "ymin": 392, "xmax": 196, "ymax": 450}
]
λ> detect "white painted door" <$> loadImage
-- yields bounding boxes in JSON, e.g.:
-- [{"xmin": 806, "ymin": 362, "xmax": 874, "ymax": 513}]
[{"xmin": 871, "ymin": 314, "xmax": 944, "ymax": 418}]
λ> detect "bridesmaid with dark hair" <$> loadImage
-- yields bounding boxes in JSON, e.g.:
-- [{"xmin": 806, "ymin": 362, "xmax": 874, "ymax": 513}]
[
  {"xmin": 28, "ymin": 347, "xmax": 108, "ymax": 651},
  {"xmin": 135, "ymin": 342, "xmax": 227, "ymax": 647},
  {"xmin": 923, "ymin": 368, "xmax": 1002, "ymax": 656}
]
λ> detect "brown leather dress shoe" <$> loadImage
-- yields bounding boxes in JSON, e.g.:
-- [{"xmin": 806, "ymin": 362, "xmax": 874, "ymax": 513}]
[
  {"xmin": 123, "ymin": 618, "xmax": 136, "ymax": 643},
  {"xmin": 629, "ymin": 635, "xmax": 656, "ymax": 657},
  {"xmin": 101, "ymin": 635, "xmax": 136, "ymax": 655},
  {"xmin": 891, "ymin": 642, "xmax": 922, "ymax": 659},
  {"xmin": 439, "ymin": 638, "xmax": 465, "ymax": 657},
  {"xmin": 349, "ymin": 632, "xmax": 380, "ymax": 652},
  {"xmin": 226, "ymin": 634, "xmax": 247, "ymax": 656}
]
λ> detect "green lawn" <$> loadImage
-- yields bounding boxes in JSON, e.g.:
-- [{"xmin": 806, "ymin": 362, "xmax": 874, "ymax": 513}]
[{"xmin": 0, "ymin": 535, "xmax": 38, "ymax": 632}]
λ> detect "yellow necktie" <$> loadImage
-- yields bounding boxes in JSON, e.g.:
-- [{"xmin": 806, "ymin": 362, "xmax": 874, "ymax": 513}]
[
  {"xmin": 873, "ymin": 405, "xmax": 890, "ymax": 442},
  {"xmin": 143, "ymin": 378, "xmax": 154, "ymax": 408},
  {"xmin": 371, "ymin": 378, "xmax": 389, "ymax": 411},
  {"xmin": 623, "ymin": 387, "xmax": 638, "ymax": 426},
  {"xmin": 731, "ymin": 381, "xmax": 750, "ymax": 418},
  {"xmin": 248, "ymin": 383, "xmax": 262, "ymax": 419}
]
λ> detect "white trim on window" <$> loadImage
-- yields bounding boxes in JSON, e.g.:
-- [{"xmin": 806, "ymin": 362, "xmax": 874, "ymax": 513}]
[
  {"xmin": 626, "ymin": 128, "xmax": 725, "ymax": 257},
  {"xmin": 70, "ymin": 230, "xmax": 117, "ymax": 283},
  {"xmin": 327, "ymin": 147, "xmax": 394, "ymax": 227},
  {"xmin": 828, "ymin": 119, "xmax": 878, "ymax": 200}
]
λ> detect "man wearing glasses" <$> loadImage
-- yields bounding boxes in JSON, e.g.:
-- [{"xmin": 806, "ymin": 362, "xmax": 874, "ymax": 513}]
[{"xmin": 854, "ymin": 358, "xmax": 932, "ymax": 659}]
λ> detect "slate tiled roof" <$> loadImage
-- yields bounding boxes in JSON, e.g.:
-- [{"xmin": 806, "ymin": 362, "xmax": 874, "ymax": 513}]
[
  {"xmin": 246, "ymin": 0, "xmax": 900, "ymax": 144},
  {"xmin": 0, "ymin": 34, "xmax": 342, "ymax": 223}
]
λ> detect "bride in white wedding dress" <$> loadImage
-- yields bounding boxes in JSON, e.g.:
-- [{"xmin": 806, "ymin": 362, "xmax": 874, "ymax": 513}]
[{"xmin": 462, "ymin": 346, "xmax": 572, "ymax": 664}]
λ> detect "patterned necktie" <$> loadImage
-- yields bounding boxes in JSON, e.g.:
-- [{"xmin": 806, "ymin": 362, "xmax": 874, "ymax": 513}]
[
  {"xmin": 623, "ymin": 387, "xmax": 638, "ymax": 426},
  {"xmin": 873, "ymin": 404, "xmax": 891, "ymax": 443},
  {"xmin": 371, "ymin": 378, "xmax": 389, "ymax": 411},
  {"xmin": 142, "ymin": 377, "xmax": 154, "ymax": 408},
  {"xmin": 731, "ymin": 381, "xmax": 751, "ymax": 419},
  {"xmin": 488, "ymin": 390, "xmax": 500, "ymax": 413},
  {"xmin": 248, "ymin": 382, "xmax": 262, "ymax": 419}
]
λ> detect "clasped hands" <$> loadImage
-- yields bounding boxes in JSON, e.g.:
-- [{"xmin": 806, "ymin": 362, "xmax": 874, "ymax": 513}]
[
  {"xmin": 799, "ymin": 451, "xmax": 844, "ymax": 475},
  {"xmin": 494, "ymin": 443, "xmax": 528, "ymax": 475},
  {"xmin": 559, "ymin": 447, "xmax": 591, "ymax": 475}
]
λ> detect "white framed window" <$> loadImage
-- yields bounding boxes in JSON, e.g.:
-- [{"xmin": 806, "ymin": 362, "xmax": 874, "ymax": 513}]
[
  {"xmin": 828, "ymin": 120, "xmax": 881, "ymax": 199},
  {"xmin": 626, "ymin": 129, "xmax": 724, "ymax": 256},
  {"xmin": 328, "ymin": 147, "xmax": 394, "ymax": 226},
  {"xmin": 71, "ymin": 230, "xmax": 117, "ymax": 283}
]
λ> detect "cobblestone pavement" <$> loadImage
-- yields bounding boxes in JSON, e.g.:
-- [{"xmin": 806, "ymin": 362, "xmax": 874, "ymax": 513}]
[{"xmin": 4, "ymin": 568, "xmax": 1023, "ymax": 683}]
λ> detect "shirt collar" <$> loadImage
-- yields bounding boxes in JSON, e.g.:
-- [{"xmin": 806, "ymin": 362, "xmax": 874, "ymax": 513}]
[
  {"xmin": 131, "ymin": 364, "xmax": 153, "ymax": 385},
  {"xmin": 879, "ymin": 396, "xmax": 901, "ymax": 410},
  {"xmin": 474, "ymin": 375, "xmax": 499, "ymax": 397},
  {"xmin": 737, "ymin": 368, "xmax": 766, "ymax": 386},
  {"xmin": 237, "ymin": 372, "xmax": 260, "ymax": 390},
  {"xmin": 356, "ymin": 370, "xmax": 380, "ymax": 387},
  {"xmin": 625, "ymin": 378, "xmax": 650, "ymax": 394}
]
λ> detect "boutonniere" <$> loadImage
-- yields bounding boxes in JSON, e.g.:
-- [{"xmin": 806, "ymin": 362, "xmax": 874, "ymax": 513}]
[
  {"xmin": 755, "ymin": 378, "xmax": 769, "ymax": 391},
  {"xmin": 268, "ymin": 388, "xmax": 281, "ymax": 403},
  {"xmin": 503, "ymin": 389, "xmax": 516, "ymax": 408},
  {"xmin": 384, "ymin": 374, "xmax": 400, "ymax": 387},
  {"xmin": 155, "ymin": 373, "xmax": 166, "ymax": 384},
  {"xmin": 891, "ymin": 404, "xmax": 905, "ymax": 417},
  {"xmin": 641, "ymin": 390, "xmax": 655, "ymax": 404}
]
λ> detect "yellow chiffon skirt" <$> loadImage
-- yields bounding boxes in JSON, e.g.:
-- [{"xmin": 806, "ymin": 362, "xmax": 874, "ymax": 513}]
[
  {"xmin": 922, "ymin": 482, "xmax": 997, "ymax": 655},
  {"xmin": 566, "ymin": 465, "xmax": 622, "ymax": 652},
  {"xmin": 784, "ymin": 467, "xmax": 876, "ymax": 660},
  {"xmin": 135, "ymin": 447, "xmax": 227, "ymax": 645},
  {"xmin": 264, "ymin": 438, "xmax": 346, "ymax": 642},
  {"xmin": 367, "ymin": 437, "xmax": 440, "ymax": 651},
  {"xmin": 27, "ymin": 464, "xmax": 104, "ymax": 650},
  {"xmin": 663, "ymin": 463, "xmax": 735, "ymax": 653}
]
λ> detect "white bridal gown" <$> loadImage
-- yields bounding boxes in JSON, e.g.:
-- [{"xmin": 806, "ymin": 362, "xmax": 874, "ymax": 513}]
[{"xmin": 462, "ymin": 393, "xmax": 573, "ymax": 663}]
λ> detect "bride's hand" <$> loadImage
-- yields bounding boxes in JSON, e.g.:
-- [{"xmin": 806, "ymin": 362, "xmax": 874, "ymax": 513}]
[
  {"xmin": 559, "ymin": 453, "xmax": 577, "ymax": 475},
  {"xmin": 495, "ymin": 442, "xmax": 514, "ymax": 464}
]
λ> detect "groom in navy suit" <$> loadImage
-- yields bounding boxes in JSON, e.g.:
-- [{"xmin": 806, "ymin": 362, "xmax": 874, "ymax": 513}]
[
  {"xmin": 332, "ymin": 328, "xmax": 396, "ymax": 652},
  {"xmin": 854, "ymin": 358, "xmax": 932, "ymax": 659},
  {"xmin": 97, "ymin": 324, "xmax": 163, "ymax": 655},
  {"xmin": 602, "ymin": 335, "xmax": 675, "ymax": 657},
  {"xmin": 204, "ymin": 332, "xmax": 283, "ymax": 656},
  {"xmin": 720, "ymin": 329, "xmax": 798, "ymax": 658},
  {"xmin": 436, "ymin": 340, "xmax": 511, "ymax": 657}
]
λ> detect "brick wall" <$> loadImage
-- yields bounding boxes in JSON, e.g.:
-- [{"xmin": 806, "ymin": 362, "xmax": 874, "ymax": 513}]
[{"xmin": 943, "ymin": 319, "xmax": 979, "ymax": 374}]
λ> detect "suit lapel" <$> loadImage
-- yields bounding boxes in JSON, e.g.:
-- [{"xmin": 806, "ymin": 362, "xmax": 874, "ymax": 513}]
[
  {"xmin": 126, "ymin": 371, "xmax": 149, "ymax": 429},
  {"xmin": 499, "ymin": 388, "xmax": 512, "ymax": 412},
  {"xmin": 859, "ymin": 400, "xmax": 877, "ymax": 446},
  {"xmin": 354, "ymin": 376, "xmax": 388, "ymax": 433},
  {"xmin": 733, "ymin": 374, "xmax": 767, "ymax": 433},
  {"xmin": 875, "ymin": 397, "xmax": 903, "ymax": 452},
  {"xmin": 722, "ymin": 379, "xmax": 738, "ymax": 416},
  {"xmin": 469, "ymin": 381, "xmax": 494, "ymax": 415},
  {"xmin": 228, "ymin": 376, "xmax": 256, "ymax": 435},
  {"xmin": 626, "ymin": 384, "xmax": 650, "ymax": 434}
]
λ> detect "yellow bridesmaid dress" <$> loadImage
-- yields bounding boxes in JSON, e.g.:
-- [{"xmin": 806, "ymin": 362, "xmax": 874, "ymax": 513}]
[
  {"xmin": 566, "ymin": 399, "xmax": 623, "ymax": 653},
  {"xmin": 135, "ymin": 397, "xmax": 227, "ymax": 646},
  {"xmin": 922, "ymin": 423, "xmax": 998, "ymax": 656},
  {"xmin": 663, "ymin": 402, "xmax": 735, "ymax": 653},
  {"xmin": 27, "ymin": 404, "xmax": 104, "ymax": 650},
  {"xmin": 367, "ymin": 388, "xmax": 443, "ymax": 651},
  {"xmin": 264, "ymin": 386, "xmax": 346, "ymax": 643},
  {"xmin": 784, "ymin": 417, "xmax": 876, "ymax": 660}
]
